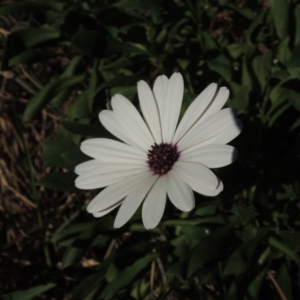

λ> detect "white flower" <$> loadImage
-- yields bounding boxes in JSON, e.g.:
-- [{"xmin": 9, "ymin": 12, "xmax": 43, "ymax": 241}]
[{"xmin": 75, "ymin": 73, "xmax": 242, "ymax": 229}]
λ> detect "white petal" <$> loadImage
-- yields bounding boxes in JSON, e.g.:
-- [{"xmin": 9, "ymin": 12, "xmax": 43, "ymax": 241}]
[
  {"xmin": 75, "ymin": 163, "xmax": 147, "ymax": 190},
  {"xmin": 153, "ymin": 75, "xmax": 169, "ymax": 120},
  {"xmin": 111, "ymin": 94, "xmax": 154, "ymax": 149},
  {"xmin": 216, "ymin": 181, "xmax": 224, "ymax": 194},
  {"xmin": 80, "ymin": 138, "xmax": 145, "ymax": 162},
  {"xmin": 142, "ymin": 175, "xmax": 167, "ymax": 229},
  {"xmin": 114, "ymin": 175, "xmax": 158, "ymax": 228},
  {"xmin": 99, "ymin": 110, "xmax": 147, "ymax": 151},
  {"xmin": 163, "ymin": 73, "xmax": 184, "ymax": 142},
  {"xmin": 197, "ymin": 119, "xmax": 243, "ymax": 147},
  {"xmin": 138, "ymin": 80, "xmax": 162, "ymax": 144},
  {"xmin": 173, "ymin": 83, "xmax": 217, "ymax": 143},
  {"xmin": 87, "ymin": 171, "xmax": 151, "ymax": 213},
  {"xmin": 178, "ymin": 108, "xmax": 237, "ymax": 151},
  {"xmin": 153, "ymin": 75, "xmax": 169, "ymax": 143},
  {"xmin": 75, "ymin": 159, "xmax": 99, "ymax": 175},
  {"xmin": 202, "ymin": 87, "xmax": 229, "ymax": 121},
  {"xmin": 180, "ymin": 144, "xmax": 238, "ymax": 168},
  {"xmin": 167, "ymin": 170, "xmax": 195, "ymax": 211},
  {"xmin": 92, "ymin": 202, "xmax": 121, "ymax": 218},
  {"xmin": 174, "ymin": 161, "xmax": 222, "ymax": 196}
]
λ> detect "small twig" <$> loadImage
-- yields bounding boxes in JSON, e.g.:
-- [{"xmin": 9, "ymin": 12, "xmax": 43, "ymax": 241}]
[
  {"xmin": 0, "ymin": 28, "xmax": 10, "ymax": 36},
  {"xmin": 156, "ymin": 257, "xmax": 167, "ymax": 285},
  {"xmin": 6, "ymin": 186, "xmax": 37, "ymax": 208},
  {"xmin": 103, "ymin": 239, "xmax": 117, "ymax": 260},
  {"xmin": 267, "ymin": 270, "xmax": 287, "ymax": 300},
  {"xmin": 150, "ymin": 260, "xmax": 155, "ymax": 297},
  {"xmin": 0, "ymin": 76, "xmax": 7, "ymax": 97},
  {"xmin": 1, "ymin": 70, "xmax": 38, "ymax": 95},
  {"xmin": 18, "ymin": 64, "xmax": 43, "ymax": 90}
]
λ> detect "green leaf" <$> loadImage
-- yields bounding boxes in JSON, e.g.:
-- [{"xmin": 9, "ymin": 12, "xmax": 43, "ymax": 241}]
[
  {"xmin": 164, "ymin": 215, "xmax": 227, "ymax": 227},
  {"xmin": 277, "ymin": 36, "xmax": 291, "ymax": 65},
  {"xmin": 23, "ymin": 74, "xmax": 85, "ymax": 121},
  {"xmin": 0, "ymin": 1, "xmax": 42, "ymax": 16},
  {"xmin": 52, "ymin": 223, "xmax": 96, "ymax": 246},
  {"xmin": 0, "ymin": 2, "xmax": 62, "ymax": 16},
  {"xmin": 130, "ymin": 278, "xmax": 150, "ymax": 300},
  {"xmin": 100, "ymin": 253, "xmax": 158, "ymax": 299},
  {"xmin": 61, "ymin": 120, "xmax": 107, "ymax": 137},
  {"xmin": 61, "ymin": 148, "xmax": 90, "ymax": 168},
  {"xmin": 270, "ymin": 69, "xmax": 289, "ymax": 81},
  {"xmin": 195, "ymin": 204, "xmax": 218, "ymax": 216},
  {"xmin": 229, "ymin": 84, "xmax": 250, "ymax": 111},
  {"xmin": 166, "ymin": 18, "xmax": 188, "ymax": 46},
  {"xmin": 61, "ymin": 55, "xmax": 85, "ymax": 78},
  {"xmin": 181, "ymin": 226, "xmax": 209, "ymax": 248},
  {"xmin": 91, "ymin": 235, "xmax": 110, "ymax": 247},
  {"xmin": 226, "ymin": 3, "xmax": 256, "ymax": 19},
  {"xmin": 1, "ymin": 283, "xmax": 56, "ymax": 300},
  {"xmin": 167, "ymin": 262, "xmax": 183, "ymax": 281},
  {"xmin": 0, "ymin": 2, "xmax": 41, "ymax": 16},
  {"xmin": 245, "ymin": 266, "xmax": 269, "ymax": 300},
  {"xmin": 170, "ymin": 235, "xmax": 190, "ymax": 258},
  {"xmin": 268, "ymin": 85, "xmax": 290, "ymax": 125},
  {"xmin": 287, "ymin": 45, "xmax": 300, "ymax": 69},
  {"xmin": 17, "ymin": 28, "xmax": 61, "ymax": 48},
  {"xmin": 242, "ymin": 47, "xmax": 256, "ymax": 88},
  {"xmin": 97, "ymin": 74, "xmax": 141, "ymax": 92},
  {"xmin": 114, "ymin": 1, "xmax": 161, "ymax": 24},
  {"xmin": 224, "ymin": 228, "xmax": 269, "ymax": 276},
  {"xmin": 106, "ymin": 39, "xmax": 149, "ymax": 55},
  {"xmin": 9, "ymin": 49, "xmax": 56, "ymax": 67},
  {"xmin": 71, "ymin": 30, "xmax": 107, "ymax": 57},
  {"xmin": 290, "ymin": 117, "xmax": 300, "ymax": 132},
  {"xmin": 231, "ymin": 204, "xmax": 256, "ymax": 225},
  {"xmin": 282, "ymin": 79, "xmax": 300, "ymax": 112},
  {"xmin": 226, "ymin": 43, "xmax": 246, "ymax": 60},
  {"xmin": 110, "ymin": 86, "xmax": 136, "ymax": 100},
  {"xmin": 186, "ymin": 225, "xmax": 234, "ymax": 277},
  {"xmin": 269, "ymin": 84, "xmax": 286, "ymax": 104},
  {"xmin": 67, "ymin": 93, "xmax": 90, "ymax": 119},
  {"xmin": 61, "ymin": 226, "xmax": 101, "ymax": 268},
  {"xmin": 201, "ymin": 31, "xmax": 218, "ymax": 51},
  {"xmin": 252, "ymin": 53, "xmax": 272, "ymax": 91},
  {"xmin": 207, "ymin": 54, "xmax": 232, "ymax": 81},
  {"xmin": 23, "ymin": 55, "xmax": 85, "ymax": 121},
  {"xmin": 278, "ymin": 231, "xmax": 300, "ymax": 251},
  {"xmin": 293, "ymin": 180, "xmax": 300, "ymax": 199},
  {"xmin": 277, "ymin": 260, "xmax": 293, "ymax": 300},
  {"xmin": 102, "ymin": 57, "xmax": 133, "ymax": 70},
  {"xmin": 52, "ymin": 219, "xmax": 113, "ymax": 246},
  {"xmin": 270, "ymin": 0, "xmax": 289, "ymax": 40},
  {"xmin": 87, "ymin": 59, "xmax": 101, "ymax": 111},
  {"xmin": 37, "ymin": 172, "xmax": 79, "ymax": 192},
  {"xmin": 41, "ymin": 132, "xmax": 78, "ymax": 168},
  {"xmin": 269, "ymin": 236, "xmax": 300, "ymax": 266},
  {"xmin": 1, "ymin": 32, "xmax": 25, "ymax": 70},
  {"xmin": 186, "ymin": 238, "xmax": 218, "ymax": 277},
  {"xmin": 224, "ymin": 246, "xmax": 249, "ymax": 276},
  {"xmin": 61, "ymin": 246, "xmax": 85, "ymax": 269},
  {"xmin": 245, "ymin": 10, "xmax": 269, "ymax": 46},
  {"xmin": 51, "ymin": 89, "xmax": 70, "ymax": 107},
  {"xmin": 294, "ymin": 5, "xmax": 300, "ymax": 45},
  {"xmin": 69, "ymin": 256, "xmax": 114, "ymax": 300}
]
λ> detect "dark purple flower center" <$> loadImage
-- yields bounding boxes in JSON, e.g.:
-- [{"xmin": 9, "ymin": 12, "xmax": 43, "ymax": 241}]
[{"xmin": 147, "ymin": 143, "xmax": 179, "ymax": 175}]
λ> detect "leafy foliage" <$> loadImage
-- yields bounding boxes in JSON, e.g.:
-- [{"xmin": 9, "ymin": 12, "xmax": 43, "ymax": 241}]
[{"xmin": 1, "ymin": 0, "xmax": 300, "ymax": 299}]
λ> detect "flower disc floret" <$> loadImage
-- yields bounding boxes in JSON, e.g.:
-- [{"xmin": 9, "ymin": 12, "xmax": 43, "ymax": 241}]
[{"xmin": 147, "ymin": 143, "xmax": 179, "ymax": 175}]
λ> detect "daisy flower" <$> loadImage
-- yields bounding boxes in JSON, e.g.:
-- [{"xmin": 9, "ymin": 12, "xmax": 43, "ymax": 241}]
[{"xmin": 75, "ymin": 73, "xmax": 242, "ymax": 229}]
